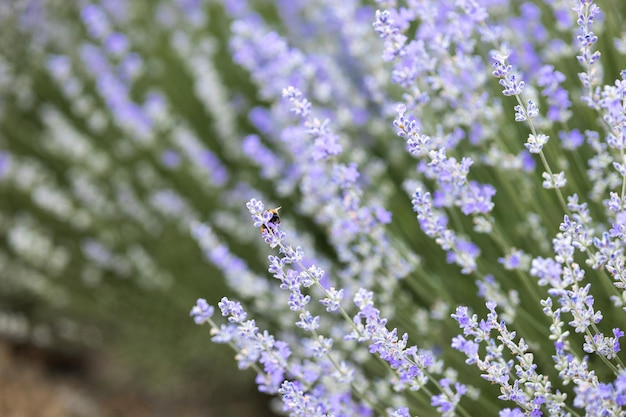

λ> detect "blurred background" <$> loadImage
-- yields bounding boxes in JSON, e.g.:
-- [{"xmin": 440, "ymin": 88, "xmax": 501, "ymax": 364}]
[{"xmin": 1, "ymin": 1, "xmax": 280, "ymax": 415}]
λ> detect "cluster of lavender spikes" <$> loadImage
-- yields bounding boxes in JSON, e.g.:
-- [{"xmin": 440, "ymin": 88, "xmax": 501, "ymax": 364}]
[
  {"xmin": 190, "ymin": 0, "xmax": 626, "ymax": 415},
  {"xmin": 1, "ymin": 0, "xmax": 626, "ymax": 415}
]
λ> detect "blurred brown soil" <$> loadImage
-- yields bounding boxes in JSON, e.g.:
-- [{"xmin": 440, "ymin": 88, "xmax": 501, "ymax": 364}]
[{"xmin": 0, "ymin": 340, "xmax": 274, "ymax": 417}]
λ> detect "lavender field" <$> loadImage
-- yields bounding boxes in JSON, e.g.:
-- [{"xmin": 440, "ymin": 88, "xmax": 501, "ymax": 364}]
[{"xmin": 2, "ymin": 1, "xmax": 626, "ymax": 416}]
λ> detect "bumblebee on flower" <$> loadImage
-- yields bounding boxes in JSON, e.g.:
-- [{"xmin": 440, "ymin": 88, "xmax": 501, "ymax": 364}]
[
  {"xmin": 246, "ymin": 199, "xmax": 285, "ymax": 248},
  {"xmin": 260, "ymin": 206, "xmax": 281, "ymax": 235}
]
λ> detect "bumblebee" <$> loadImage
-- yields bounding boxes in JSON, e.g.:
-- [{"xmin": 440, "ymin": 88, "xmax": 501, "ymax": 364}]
[{"xmin": 261, "ymin": 207, "xmax": 281, "ymax": 234}]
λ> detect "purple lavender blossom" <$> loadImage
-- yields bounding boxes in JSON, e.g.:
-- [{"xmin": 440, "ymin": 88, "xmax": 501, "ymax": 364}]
[
  {"xmin": 0, "ymin": 151, "xmax": 11, "ymax": 178},
  {"xmin": 190, "ymin": 298, "xmax": 214, "ymax": 324}
]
